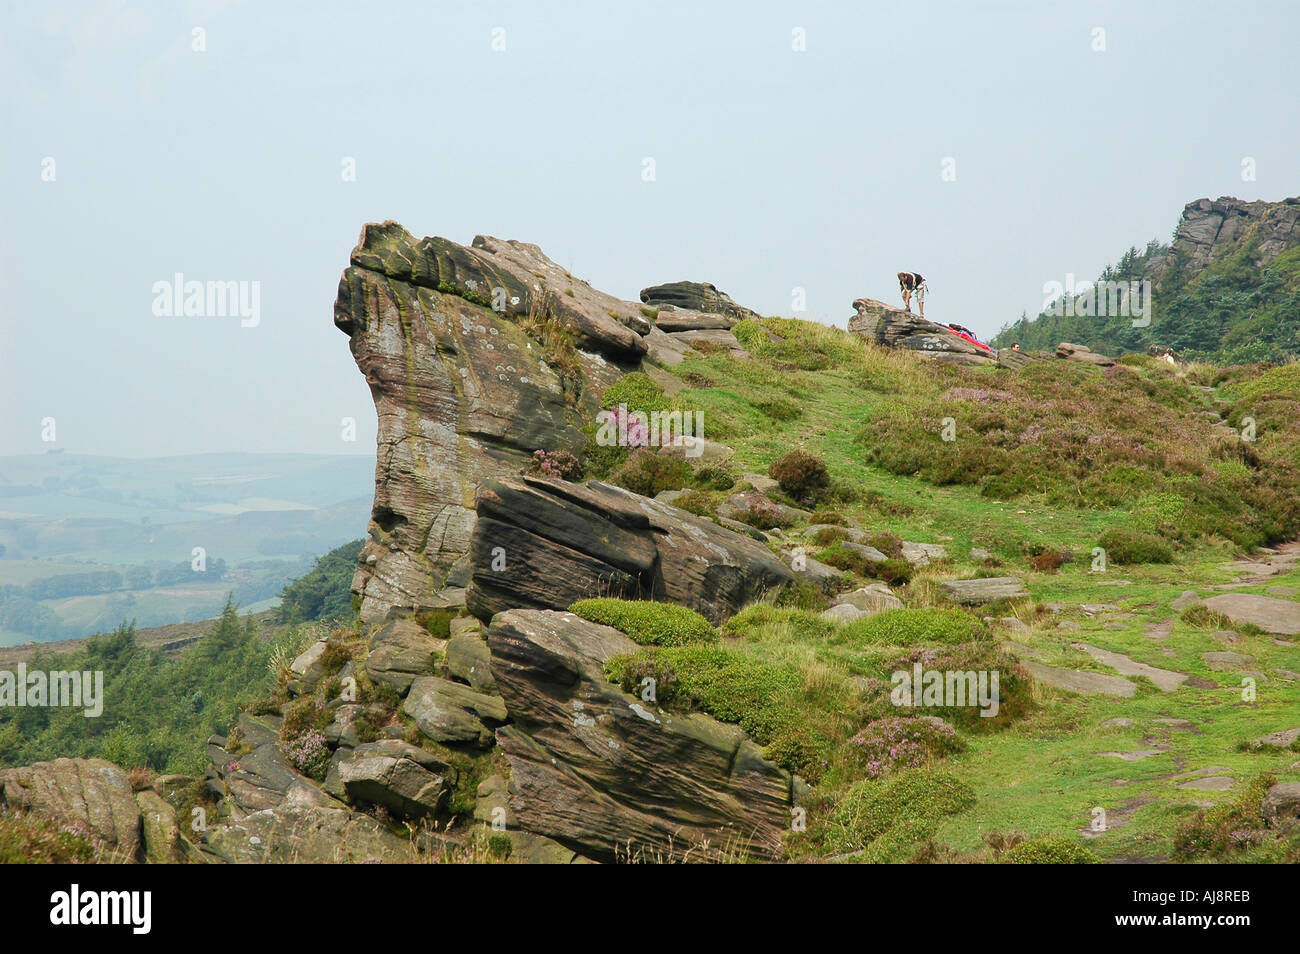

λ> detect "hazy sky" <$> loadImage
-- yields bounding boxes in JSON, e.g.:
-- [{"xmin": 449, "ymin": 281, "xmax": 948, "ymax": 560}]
[{"xmin": 4, "ymin": 0, "xmax": 1297, "ymax": 457}]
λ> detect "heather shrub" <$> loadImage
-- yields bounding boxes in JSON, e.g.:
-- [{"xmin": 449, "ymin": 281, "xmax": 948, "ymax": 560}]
[
  {"xmin": 0, "ymin": 812, "xmax": 97, "ymax": 864},
  {"xmin": 1003, "ymin": 836, "xmax": 1103, "ymax": 864},
  {"xmin": 690, "ymin": 464, "xmax": 735, "ymax": 491},
  {"xmin": 879, "ymin": 642, "xmax": 1032, "ymax": 731},
  {"xmin": 1029, "ymin": 550, "xmax": 1064, "ymax": 573},
  {"xmin": 525, "ymin": 448, "xmax": 583, "ymax": 481},
  {"xmin": 570, "ymin": 598, "xmax": 718, "ymax": 647},
  {"xmin": 866, "ymin": 533, "xmax": 903, "ymax": 558},
  {"xmin": 768, "ymin": 450, "xmax": 830, "ymax": 502},
  {"xmin": 842, "ymin": 716, "xmax": 965, "ymax": 779},
  {"xmin": 1173, "ymin": 774, "xmax": 1278, "ymax": 860},
  {"xmin": 285, "ymin": 730, "xmax": 331, "ymax": 780},
  {"xmin": 740, "ymin": 495, "xmax": 793, "ymax": 530},
  {"xmin": 1097, "ymin": 528, "xmax": 1174, "ymax": 564},
  {"xmin": 809, "ymin": 510, "xmax": 847, "ymax": 525},
  {"xmin": 610, "ymin": 448, "xmax": 692, "ymax": 497},
  {"xmin": 673, "ymin": 489, "xmax": 717, "ymax": 517},
  {"xmin": 817, "ymin": 769, "xmax": 976, "ymax": 854},
  {"xmin": 811, "ymin": 526, "xmax": 849, "ymax": 546}
]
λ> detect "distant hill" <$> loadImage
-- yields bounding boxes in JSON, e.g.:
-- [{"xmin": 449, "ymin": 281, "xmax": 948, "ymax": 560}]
[
  {"xmin": 0, "ymin": 453, "xmax": 373, "ymax": 643},
  {"xmin": 993, "ymin": 196, "xmax": 1300, "ymax": 362}
]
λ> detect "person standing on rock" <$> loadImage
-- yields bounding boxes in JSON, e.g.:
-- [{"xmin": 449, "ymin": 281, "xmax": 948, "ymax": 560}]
[{"xmin": 898, "ymin": 272, "xmax": 928, "ymax": 316}]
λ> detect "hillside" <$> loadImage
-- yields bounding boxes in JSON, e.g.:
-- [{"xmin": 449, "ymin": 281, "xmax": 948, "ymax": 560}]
[
  {"xmin": 5, "ymin": 225, "xmax": 1299, "ymax": 865},
  {"xmin": 993, "ymin": 196, "xmax": 1300, "ymax": 363}
]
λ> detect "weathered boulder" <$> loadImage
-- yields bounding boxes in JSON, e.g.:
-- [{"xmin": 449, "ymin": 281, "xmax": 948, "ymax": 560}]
[
  {"xmin": 366, "ymin": 618, "xmax": 445, "ymax": 694},
  {"xmin": 446, "ymin": 627, "xmax": 498, "ymax": 694},
  {"xmin": 1261, "ymin": 782, "xmax": 1300, "ymax": 830},
  {"xmin": 1055, "ymin": 342, "xmax": 1115, "ymax": 366},
  {"xmin": 640, "ymin": 281, "xmax": 761, "ymax": 322},
  {"xmin": 201, "ymin": 803, "xmax": 432, "ymax": 864},
  {"xmin": 901, "ymin": 541, "xmax": 948, "ymax": 567},
  {"xmin": 941, "ymin": 577, "xmax": 1029, "ymax": 605},
  {"xmin": 1201, "ymin": 651, "xmax": 1256, "ymax": 672},
  {"xmin": 821, "ymin": 603, "xmax": 867, "ymax": 623},
  {"xmin": 136, "ymin": 790, "xmax": 188, "ymax": 864},
  {"xmin": 402, "ymin": 676, "xmax": 507, "ymax": 748},
  {"xmin": 836, "ymin": 584, "xmax": 905, "ymax": 614},
  {"xmin": 334, "ymin": 740, "xmax": 455, "ymax": 818},
  {"xmin": 466, "ymin": 476, "xmax": 794, "ymax": 626},
  {"xmin": 652, "ymin": 307, "xmax": 738, "ymax": 332},
  {"xmin": 485, "ymin": 609, "xmax": 793, "ymax": 862},
  {"xmin": 849, "ymin": 298, "xmax": 996, "ymax": 366},
  {"xmin": 0, "ymin": 758, "xmax": 142, "ymax": 860},
  {"xmin": 336, "ymin": 222, "xmax": 649, "ymax": 621}
]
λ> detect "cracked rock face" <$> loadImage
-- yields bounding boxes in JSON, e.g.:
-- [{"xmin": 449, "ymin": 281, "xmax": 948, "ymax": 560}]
[
  {"xmin": 485, "ymin": 609, "xmax": 793, "ymax": 862},
  {"xmin": 1149, "ymin": 196, "xmax": 1300, "ymax": 279},
  {"xmin": 466, "ymin": 475, "xmax": 795, "ymax": 626},
  {"xmin": 335, "ymin": 223, "xmax": 647, "ymax": 621}
]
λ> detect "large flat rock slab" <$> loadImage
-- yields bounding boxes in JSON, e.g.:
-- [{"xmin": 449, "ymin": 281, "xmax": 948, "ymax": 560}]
[
  {"xmin": 1202, "ymin": 593, "xmax": 1300, "ymax": 635},
  {"xmin": 940, "ymin": 577, "xmax": 1028, "ymax": 605},
  {"xmin": 1022, "ymin": 661, "xmax": 1136, "ymax": 697},
  {"xmin": 1072, "ymin": 643, "xmax": 1188, "ymax": 691}
]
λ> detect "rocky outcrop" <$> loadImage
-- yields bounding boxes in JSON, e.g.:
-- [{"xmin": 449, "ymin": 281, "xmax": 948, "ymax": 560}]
[
  {"xmin": 0, "ymin": 758, "xmax": 143, "ymax": 860},
  {"xmin": 466, "ymin": 476, "xmax": 794, "ymax": 625},
  {"xmin": 849, "ymin": 298, "xmax": 999, "ymax": 367},
  {"xmin": 485, "ymin": 609, "xmax": 794, "ymax": 862},
  {"xmin": 1055, "ymin": 342, "xmax": 1115, "ymax": 366},
  {"xmin": 335, "ymin": 223, "xmax": 655, "ymax": 621},
  {"xmin": 1149, "ymin": 196, "xmax": 1300, "ymax": 281},
  {"xmin": 640, "ymin": 281, "xmax": 761, "ymax": 322}
]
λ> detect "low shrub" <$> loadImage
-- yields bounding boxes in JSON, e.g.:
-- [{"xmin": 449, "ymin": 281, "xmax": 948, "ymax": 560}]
[
  {"xmin": 739, "ymin": 495, "xmax": 793, "ymax": 530},
  {"xmin": 1003, "ymin": 836, "xmax": 1103, "ymax": 864},
  {"xmin": 1029, "ymin": 550, "xmax": 1064, "ymax": 573},
  {"xmin": 1173, "ymin": 773, "xmax": 1278, "ymax": 860},
  {"xmin": 866, "ymin": 533, "xmax": 903, "ymax": 559},
  {"xmin": 570, "ymin": 598, "xmax": 718, "ymax": 647},
  {"xmin": 843, "ymin": 716, "xmax": 965, "ymax": 779},
  {"xmin": 526, "ymin": 448, "xmax": 583, "ymax": 481},
  {"xmin": 817, "ymin": 769, "xmax": 976, "ymax": 854},
  {"xmin": 284, "ymin": 730, "xmax": 331, "ymax": 781},
  {"xmin": 840, "ymin": 609, "xmax": 980, "ymax": 647},
  {"xmin": 1097, "ymin": 528, "xmax": 1174, "ymax": 564},
  {"xmin": 0, "ymin": 812, "xmax": 97, "ymax": 863},
  {"xmin": 610, "ymin": 449, "xmax": 693, "ymax": 497},
  {"xmin": 879, "ymin": 642, "xmax": 1033, "ymax": 731},
  {"xmin": 768, "ymin": 450, "xmax": 830, "ymax": 503}
]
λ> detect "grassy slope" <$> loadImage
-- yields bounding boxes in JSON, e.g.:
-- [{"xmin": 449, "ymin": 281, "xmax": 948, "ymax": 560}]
[{"xmin": 644, "ymin": 320, "xmax": 1300, "ymax": 862}]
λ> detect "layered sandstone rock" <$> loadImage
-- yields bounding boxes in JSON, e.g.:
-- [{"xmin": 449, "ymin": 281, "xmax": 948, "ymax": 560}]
[
  {"xmin": 1148, "ymin": 196, "xmax": 1300, "ymax": 281},
  {"xmin": 334, "ymin": 223, "xmax": 653, "ymax": 621},
  {"xmin": 466, "ymin": 476, "xmax": 794, "ymax": 625},
  {"xmin": 848, "ymin": 298, "xmax": 1001, "ymax": 367},
  {"xmin": 485, "ymin": 609, "xmax": 794, "ymax": 862}
]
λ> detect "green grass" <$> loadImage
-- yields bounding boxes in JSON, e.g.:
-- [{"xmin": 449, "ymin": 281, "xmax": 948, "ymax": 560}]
[
  {"xmin": 570, "ymin": 598, "xmax": 717, "ymax": 647},
  {"xmin": 604, "ymin": 319, "xmax": 1300, "ymax": 862}
]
